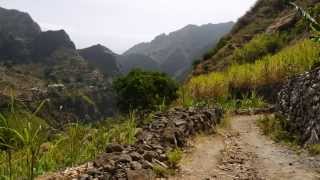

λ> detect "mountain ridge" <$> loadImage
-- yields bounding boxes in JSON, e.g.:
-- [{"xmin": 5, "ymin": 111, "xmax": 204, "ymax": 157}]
[{"xmin": 124, "ymin": 22, "xmax": 234, "ymax": 79}]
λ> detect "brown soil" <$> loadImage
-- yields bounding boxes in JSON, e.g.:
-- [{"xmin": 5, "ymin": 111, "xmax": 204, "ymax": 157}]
[{"xmin": 170, "ymin": 115, "xmax": 320, "ymax": 180}]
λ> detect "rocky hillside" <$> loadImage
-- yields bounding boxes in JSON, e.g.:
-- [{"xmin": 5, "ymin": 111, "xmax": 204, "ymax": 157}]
[
  {"xmin": 0, "ymin": 7, "xmax": 117, "ymax": 126},
  {"xmin": 117, "ymin": 53, "xmax": 160, "ymax": 74},
  {"xmin": 79, "ymin": 44, "xmax": 121, "ymax": 77},
  {"xmin": 124, "ymin": 22, "xmax": 234, "ymax": 79},
  {"xmin": 193, "ymin": 0, "xmax": 319, "ymax": 75}
]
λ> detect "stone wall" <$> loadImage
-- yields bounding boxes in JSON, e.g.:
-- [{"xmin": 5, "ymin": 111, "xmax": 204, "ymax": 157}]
[
  {"xmin": 278, "ymin": 66, "xmax": 320, "ymax": 145},
  {"xmin": 39, "ymin": 107, "xmax": 223, "ymax": 180}
]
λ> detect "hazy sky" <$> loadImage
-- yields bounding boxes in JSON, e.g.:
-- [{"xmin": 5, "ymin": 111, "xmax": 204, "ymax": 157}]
[{"xmin": 0, "ymin": 0, "xmax": 256, "ymax": 53}]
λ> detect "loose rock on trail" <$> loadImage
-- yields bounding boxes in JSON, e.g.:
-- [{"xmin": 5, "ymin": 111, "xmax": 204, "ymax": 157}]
[{"xmin": 171, "ymin": 115, "xmax": 320, "ymax": 180}]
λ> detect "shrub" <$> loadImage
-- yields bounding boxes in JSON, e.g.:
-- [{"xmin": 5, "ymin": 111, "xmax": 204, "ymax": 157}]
[
  {"xmin": 113, "ymin": 69, "xmax": 179, "ymax": 112},
  {"xmin": 166, "ymin": 148, "xmax": 183, "ymax": 168},
  {"xmin": 257, "ymin": 115, "xmax": 297, "ymax": 144},
  {"xmin": 233, "ymin": 33, "xmax": 287, "ymax": 64},
  {"xmin": 308, "ymin": 144, "xmax": 320, "ymax": 155}
]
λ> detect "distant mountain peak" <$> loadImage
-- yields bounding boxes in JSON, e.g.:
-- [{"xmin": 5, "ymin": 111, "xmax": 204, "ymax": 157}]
[
  {"xmin": 124, "ymin": 22, "xmax": 234, "ymax": 80},
  {"xmin": 88, "ymin": 44, "xmax": 114, "ymax": 54},
  {"xmin": 79, "ymin": 44, "xmax": 120, "ymax": 77},
  {"xmin": 0, "ymin": 6, "xmax": 41, "ymax": 40}
]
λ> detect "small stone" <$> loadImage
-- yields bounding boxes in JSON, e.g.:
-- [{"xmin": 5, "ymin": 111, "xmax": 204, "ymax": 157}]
[
  {"xmin": 118, "ymin": 154, "xmax": 132, "ymax": 163},
  {"xmin": 79, "ymin": 174, "xmax": 90, "ymax": 180},
  {"xmin": 105, "ymin": 144, "xmax": 124, "ymax": 153},
  {"xmin": 127, "ymin": 169, "xmax": 155, "ymax": 180},
  {"xmin": 130, "ymin": 152, "xmax": 143, "ymax": 161},
  {"xmin": 87, "ymin": 168, "xmax": 101, "ymax": 176},
  {"xmin": 143, "ymin": 151, "xmax": 158, "ymax": 161},
  {"xmin": 131, "ymin": 161, "xmax": 143, "ymax": 170}
]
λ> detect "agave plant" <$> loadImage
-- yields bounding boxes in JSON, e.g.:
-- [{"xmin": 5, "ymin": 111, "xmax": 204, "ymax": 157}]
[{"xmin": 290, "ymin": 2, "xmax": 320, "ymax": 42}]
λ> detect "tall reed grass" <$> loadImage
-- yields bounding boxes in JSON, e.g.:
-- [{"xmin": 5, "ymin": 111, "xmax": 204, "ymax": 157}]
[{"xmin": 186, "ymin": 39, "xmax": 320, "ymax": 101}]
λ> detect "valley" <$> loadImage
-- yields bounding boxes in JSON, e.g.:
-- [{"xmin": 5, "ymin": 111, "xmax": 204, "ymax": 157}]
[{"xmin": 1, "ymin": 0, "xmax": 320, "ymax": 179}]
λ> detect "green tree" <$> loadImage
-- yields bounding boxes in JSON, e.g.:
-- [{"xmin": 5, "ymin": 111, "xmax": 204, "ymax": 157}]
[{"xmin": 113, "ymin": 69, "xmax": 179, "ymax": 112}]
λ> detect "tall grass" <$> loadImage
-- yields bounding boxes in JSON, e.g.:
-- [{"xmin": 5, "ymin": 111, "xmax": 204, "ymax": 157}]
[
  {"xmin": 0, "ymin": 106, "xmax": 138, "ymax": 179},
  {"xmin": 185, "ymin": 39, "xmax": 320, "ymax": 101}
]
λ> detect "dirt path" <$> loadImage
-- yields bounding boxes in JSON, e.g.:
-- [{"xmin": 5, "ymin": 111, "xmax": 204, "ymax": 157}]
[{"xmin": 170, "ymin": 115, "xmax": 320, "ymax": 180}]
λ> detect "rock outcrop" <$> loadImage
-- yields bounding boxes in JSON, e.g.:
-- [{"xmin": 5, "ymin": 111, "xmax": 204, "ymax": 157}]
[
  {"xmin": 278, "ymin": 66, "xmax": 320, "ymax": 145},
  {"xmin": 39, "ymin": 107, "xmax": 223, "ymax": 179}
]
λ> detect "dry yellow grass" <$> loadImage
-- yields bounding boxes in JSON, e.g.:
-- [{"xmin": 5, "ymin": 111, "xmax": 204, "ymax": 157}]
[{"xmin": 185, "ymin": 39, "xmax": 320, "ymax": 100}]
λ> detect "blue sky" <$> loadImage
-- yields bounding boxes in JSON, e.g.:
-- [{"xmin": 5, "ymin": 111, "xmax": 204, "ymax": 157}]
[{"xmin": 0, "ymin": 0, "xmax": 257, "ymax": 53}]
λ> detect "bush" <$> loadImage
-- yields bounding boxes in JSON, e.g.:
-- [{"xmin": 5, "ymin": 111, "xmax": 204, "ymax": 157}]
[
  {"xmin": 166, "ymin": 148, "xmax": 183, "ymax": 168},
  {"xmin": 233, "ymin": 33, "xmax": 287, "ymax": 64},
  {"xmin": 113, "ymin": 69, "xmax": 179, "ymax": 112},
  {"xmin": 257, "ymin": 115, "xmax": 298, "ymax": 145}
]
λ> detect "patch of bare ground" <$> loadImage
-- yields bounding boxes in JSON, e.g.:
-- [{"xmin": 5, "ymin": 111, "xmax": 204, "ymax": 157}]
[{"xmin": 170, "ymin": 115, "xmax": 320, "ymax": 180}]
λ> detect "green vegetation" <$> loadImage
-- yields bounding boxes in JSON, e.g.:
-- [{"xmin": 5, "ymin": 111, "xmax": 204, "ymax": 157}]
[
  {"xmin": 202, "ymin": 36, "xmax": 230, "ymax": 60},
  {"xmin": 216, "ymin": 91, "xmax": 267, "ymax": 112},
  {"xmin": 257, "ymin": 115, "xmax": 320, "ymax": 155},
  {"xmin": 152, "ymin": 148, "xmax": 183, "ymax": 177},
  {"xmin": 166, "ymin": 148, "xmax": 183, "ymax": 168},
  {"xmin": 233, "ymin": 33, "xmax": 287, "ymax": 64},
  {"xmin": 113, "ymin": 69, "xmax": 179, "ymax": 112},
  {"xmin": 308, "ymin": 144, "xmax": 320, "ymax": 155},
  {"xmin": 0, "ymin": 102, "xmax": 138, "ymax": 179},
  {"xmin": 186, "ymin": 39, "xmax": 320, "ymax": 102},
  {"xmin": 257, "ymin": 115, "xmax": 298, "ymax": 144},
  {"xmin": 152, "ymin": 164, "xmax": 174, "ymax": 177},
  {"xmin": 290, "ymin": 2, "xmax": 320, "ymax": 43}
]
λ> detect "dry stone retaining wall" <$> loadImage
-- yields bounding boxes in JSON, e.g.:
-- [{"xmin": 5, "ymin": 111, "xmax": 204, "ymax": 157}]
[
  {"xmin": 278, "ymin": 66, "xmax": 320, "ymax": 145},
  {"xmin": 40, "ymin": 107, "xmax": 223, "ymax": 180}
]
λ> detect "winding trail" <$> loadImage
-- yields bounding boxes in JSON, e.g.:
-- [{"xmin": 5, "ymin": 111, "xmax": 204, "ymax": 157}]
[{"xmin": 170, "ymin": 115, "xmax": 320, "ymax": 180}]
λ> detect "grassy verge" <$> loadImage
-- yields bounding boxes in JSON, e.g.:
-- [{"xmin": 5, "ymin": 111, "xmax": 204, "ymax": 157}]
[{"xmin": 257, "ymin": 115, "xmax": 320, "ymax": 155}]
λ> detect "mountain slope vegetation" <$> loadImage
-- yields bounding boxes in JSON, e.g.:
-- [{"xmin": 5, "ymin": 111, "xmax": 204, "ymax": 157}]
[
  {"xmin": 193, "ymin": 0, "xmax": 319, "ymax": 74},
  {"xmin": 187, "ymin": 0, "xmax": 320, "ymax": 102},
  {"xmin": 124, "ymin": 22, "xmax": 234, "ymax": 79}
]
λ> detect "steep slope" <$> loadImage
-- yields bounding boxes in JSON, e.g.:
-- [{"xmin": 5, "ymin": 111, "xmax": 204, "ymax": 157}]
[
  {"xmin": 124, "ymin": 22, "xmax": 234, "ymax": 79},
  {"xmin": 0, "ymin": 7, "xmax": 117, "ymax": 126},
  {"xmin": 79, "ymin": 44, "xmax": 121, "ymax": 77},
  {"xmin": 117, "ymin": 53, "xmax": 160, "ymax": 74},
  {"xmin": 193, "ymin": 0, "xmax": 319, "ymax": 75},
  {"xmin": 0, "ymin": 7, "xmax": 41, "ymax": 62}
]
